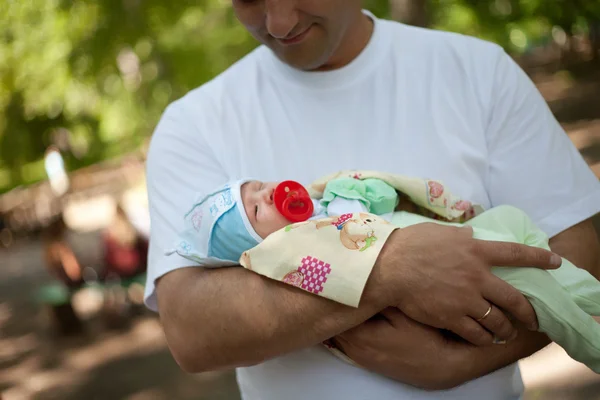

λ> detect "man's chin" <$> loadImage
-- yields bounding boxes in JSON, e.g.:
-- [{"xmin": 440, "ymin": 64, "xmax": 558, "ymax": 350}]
[{"xmin": 271, "ymin": 47, "xmax": 330, "ymax": 72}]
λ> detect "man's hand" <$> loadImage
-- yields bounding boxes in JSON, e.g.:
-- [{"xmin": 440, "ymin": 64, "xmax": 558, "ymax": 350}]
[
  {"xmin": 332, "ymin": 308, "xmax": 472, "ymax": 390},
  {"xmin": 333, "ymin": 308, "xmax": 550, "ymax": 391},
  {"xmin": 378, "ymin": 223, "xmax": 562, "ymax": 346}
]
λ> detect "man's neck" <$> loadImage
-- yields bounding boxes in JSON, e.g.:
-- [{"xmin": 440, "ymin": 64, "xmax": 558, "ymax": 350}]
[{"xmin": 316, "ymin": 13, "xmax": 374, "ymax": 71}]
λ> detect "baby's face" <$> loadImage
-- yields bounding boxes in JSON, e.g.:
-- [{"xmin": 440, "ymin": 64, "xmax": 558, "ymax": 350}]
[{"xmin": 241, "ymin": 180, "xmax": 291, "ymax": 239}]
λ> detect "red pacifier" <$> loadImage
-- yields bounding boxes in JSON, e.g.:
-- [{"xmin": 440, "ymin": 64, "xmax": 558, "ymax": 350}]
[{"xmin": 273, "ymin": 180, "xmax": 314, "ymax": 223}]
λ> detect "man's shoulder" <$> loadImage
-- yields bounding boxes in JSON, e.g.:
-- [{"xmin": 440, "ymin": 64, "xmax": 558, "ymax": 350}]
[
  {"xmin": 379, "ymin": 18, "xmax": 510, "ymax": 95},
  {"xmin": 382, "ymin": 18, "xmax": 505, "ymax": 62},
  {"xmin": 167, "ymin": 45, "xmax": 268, "ymax": 115}
]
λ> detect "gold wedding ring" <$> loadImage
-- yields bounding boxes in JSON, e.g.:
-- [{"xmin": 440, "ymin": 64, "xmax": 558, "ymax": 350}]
[{"xmin": 476, "ymin": 305, "xmax": 493, "ymax": 322}]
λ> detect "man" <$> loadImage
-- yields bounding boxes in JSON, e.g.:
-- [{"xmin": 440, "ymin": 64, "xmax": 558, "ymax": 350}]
[{"xmin": 144, "ymin": 2, "xmax": 600, "ymax": 399}]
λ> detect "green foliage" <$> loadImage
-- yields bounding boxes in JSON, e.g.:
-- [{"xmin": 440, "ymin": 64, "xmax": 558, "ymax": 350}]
[
  {"xmin": 0, "ymin": 0, "xmax": 257, "ymax": 193},
  {"xmin": 1, "ymin": 0, "xmax": 598, "ymax": 193},
  {"xmin": 364, "ymin": 0, "xmax": 392, "ymax": 18},
  {"xmin": 429, "ymin": 0, "xmax": 600, "ymax": 52}
]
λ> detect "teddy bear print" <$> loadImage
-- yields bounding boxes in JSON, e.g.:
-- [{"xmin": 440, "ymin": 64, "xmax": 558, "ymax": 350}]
[
  {"xmin": 315, "ymin": 213, "xmax": 354, "ymax": 230},
  {"xmin": 426, "ymin": 181, "xmax": 448, "ymax": 208},
  {"xmin": 452, "ymin": 199, "xmax": 472, "ymax": 211},
  {"xmin": 315, "ymin": 213, "xmax": 381, "ymax": 251},
  {"xmin": 282, "ymin": 270, "xmax": 305, "ymax": 287}
]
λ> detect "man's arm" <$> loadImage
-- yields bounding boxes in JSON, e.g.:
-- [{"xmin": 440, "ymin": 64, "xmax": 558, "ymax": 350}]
[
  {"xmin": 156, "ymin": 261, "xmax": 388, "ymax": 373},
  {"xmin": 157, "ymin": 223, "xmax": 559, "ymax": 374},
  {"xmin": 548, "ymin": 219, "xmax": 600, "ymax": 277}
]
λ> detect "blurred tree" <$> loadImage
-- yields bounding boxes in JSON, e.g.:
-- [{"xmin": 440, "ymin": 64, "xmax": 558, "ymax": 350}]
[
  {"xmin": 390, "ymin": 0, "xmax": 429, "ymax": 27},
  {"xmin": 364, "ymin": 0, "xmax": 392, "ymax": 18},
  {"xmin": 428, "ymin": 0, "xmax": 600, "ymax": 54},
  {"xmin": 0, "ymin": 0, "xmax": 257, "ymax": 193}
]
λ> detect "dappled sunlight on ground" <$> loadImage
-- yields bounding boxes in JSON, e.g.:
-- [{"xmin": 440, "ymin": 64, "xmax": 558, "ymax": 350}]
[{"xmin": 0, "ymin": 310, "xmax": 240, "ymax": 400}]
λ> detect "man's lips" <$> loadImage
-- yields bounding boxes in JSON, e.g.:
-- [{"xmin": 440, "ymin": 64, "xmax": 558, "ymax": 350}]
[{"xmin": 277, "ymin": 25, "xmax": 313, "ymax": 46}]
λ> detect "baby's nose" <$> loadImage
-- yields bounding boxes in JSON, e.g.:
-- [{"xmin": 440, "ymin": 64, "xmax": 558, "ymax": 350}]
[{"xmin": 262, "ymin": 189, "xmax": 274, "ymax": 205}]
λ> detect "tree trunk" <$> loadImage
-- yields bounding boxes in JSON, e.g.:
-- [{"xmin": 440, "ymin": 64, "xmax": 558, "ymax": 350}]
[{"xmin": 390, "ymin": 0, "xmax": 429, "ymax": 27}]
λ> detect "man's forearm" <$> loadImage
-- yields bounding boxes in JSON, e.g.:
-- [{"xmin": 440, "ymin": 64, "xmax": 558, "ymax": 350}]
[
  {"xmin": 157, "ymin": 264, "xmax": 389, "ymax": 373},
  {"xmin": 548, "ymin": 219, "xmax": 600, "ymax": 278}
]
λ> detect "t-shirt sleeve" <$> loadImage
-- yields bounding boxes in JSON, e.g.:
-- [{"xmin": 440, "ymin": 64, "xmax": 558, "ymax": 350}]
[
  {"xmin": 485, "ymin": 49, "xmax": 600, "ymax": 238},
  {"xmin": 144, "ymin": 100, "xmax": 227, "ymax": 311}
]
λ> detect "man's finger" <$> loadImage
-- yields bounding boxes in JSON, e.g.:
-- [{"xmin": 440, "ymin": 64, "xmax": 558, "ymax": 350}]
[
  {"xmin": 482, "ymin": 276, "xmax": 539, "ymax": 331},
  {"xmin": 477, "ymin": 241, "xmax": 562, "ymax": 270},
  {"xmin": 381, "ymin": 307, "xmax": 409, "ymax": 327},
  {"xmin": 460, "ymin": 225, "xmax": 474, "ymax": 236},
  {"xmin": 451, "ymin": 316, "xmax": 494, "ymax": 346},
  {"xmin": 469, "ymin": 303, "xmax": 515, "ymax": 341},
  {"xmin": 330, "ymin": 335, "xmax": 350, "ymax": 355}
]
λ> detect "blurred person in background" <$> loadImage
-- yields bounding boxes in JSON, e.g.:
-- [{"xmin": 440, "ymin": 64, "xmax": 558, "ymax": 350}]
[
  {"xmin": 101, "ymin": 204, "xmax": 148, "ymax": 281},
  {"xmin": 42, "ymin": 215, "xmax": 83, "ymax": 290},
  {"xmin": 41, "ymin": 214, "xmax": 84, "ymax": 335},
  {"xmin": 99, "ymin": 203, "xmax": 149, "ymax": 328}
]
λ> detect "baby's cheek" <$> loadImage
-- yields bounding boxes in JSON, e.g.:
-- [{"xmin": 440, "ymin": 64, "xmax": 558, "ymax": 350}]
[
  {"xmin": 273, "ymin": 213, "xmax": 291, "ymax": 231},
  {"xmin": 258, "ymin": 211, "xmax": 290, "ymax": 237}
]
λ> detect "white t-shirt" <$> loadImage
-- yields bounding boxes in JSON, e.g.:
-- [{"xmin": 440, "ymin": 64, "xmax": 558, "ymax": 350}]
[{"xmin": 144, "ymin": 11, "xmax": 600, "ymax": 400}]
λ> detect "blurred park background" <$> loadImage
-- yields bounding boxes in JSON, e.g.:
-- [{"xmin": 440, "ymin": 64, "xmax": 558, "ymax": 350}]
[{"xmin": 1, "ymin": 0, "xmax": 600, "ymax": 399}]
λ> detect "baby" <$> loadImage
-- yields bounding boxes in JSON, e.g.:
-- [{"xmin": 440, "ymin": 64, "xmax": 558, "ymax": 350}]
[
  {"xmin": 169, "ymin": 174, "xmax": 600, "ymax": 373},
  {"xmin": 207, "ymin": 177, "xmax": 412, "ymax": 261}
]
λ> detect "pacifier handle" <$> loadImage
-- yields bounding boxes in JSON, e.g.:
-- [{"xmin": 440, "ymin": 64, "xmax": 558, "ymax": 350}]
[{"xmin": 273, "ymin": 181, "xmax": 314, "ymax": 223}]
